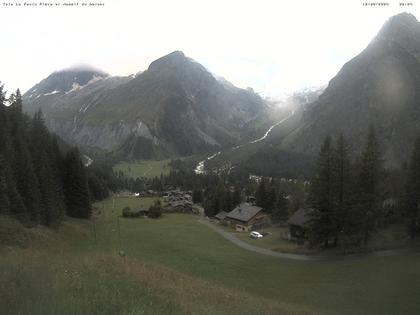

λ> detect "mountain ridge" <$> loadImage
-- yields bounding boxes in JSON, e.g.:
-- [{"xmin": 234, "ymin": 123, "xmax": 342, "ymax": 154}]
[
  {"xmin": 279, "ymin": 12, "xmax": 420, "ymax": 166},
  {"xmin": 23, "ymin": 51, "xmax": 272, "ymax": 159}
]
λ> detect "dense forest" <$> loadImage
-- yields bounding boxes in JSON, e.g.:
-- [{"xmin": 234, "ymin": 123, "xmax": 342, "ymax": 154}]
[
  {"xmin": 308, "ymin": 127, "xmax": 420, "ymax": 247},
  {"xmin": 0, "ymin": 84, "xmax": 92, "ymax": 226}
]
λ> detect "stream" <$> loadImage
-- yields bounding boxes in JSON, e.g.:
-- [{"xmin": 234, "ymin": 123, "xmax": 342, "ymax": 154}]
[{"xmin": 194, "ymin": 110, "xmax": 295, "ymax": 174}]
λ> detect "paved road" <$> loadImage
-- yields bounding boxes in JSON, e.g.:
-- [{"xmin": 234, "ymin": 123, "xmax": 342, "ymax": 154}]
[{"xmin": 198, "ymin": 218, "xmax": 420, "ymax": 261}]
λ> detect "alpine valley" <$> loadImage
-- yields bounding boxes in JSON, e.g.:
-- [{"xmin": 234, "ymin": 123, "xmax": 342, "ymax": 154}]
[{"xmin": 22, "ymin": 13, "xmax": 420, "ymax": 175}]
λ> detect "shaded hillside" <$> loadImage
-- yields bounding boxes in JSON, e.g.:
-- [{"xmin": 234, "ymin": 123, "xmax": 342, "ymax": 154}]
[{"xmin": 281, "ymin": 13, "xmax": 420, "ymax": 166}]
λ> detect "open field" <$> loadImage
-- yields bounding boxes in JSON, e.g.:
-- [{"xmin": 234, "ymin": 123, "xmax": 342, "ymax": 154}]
[
  {"xmin": 1, "ymin": 197, "xmax": 420, "ymax": 314},
  {"xmin": 234, "ymin": 224, "xmax": 412, "ymax": 254},
  {"xmin": 113, "ymin": 159, "xmax": 171, "ymax": 179},
  {"xmin": 235, "ymin": 226, "xmax": 318, "ymax": 254}
]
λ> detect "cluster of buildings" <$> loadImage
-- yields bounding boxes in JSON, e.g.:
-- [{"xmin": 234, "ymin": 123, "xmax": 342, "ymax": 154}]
[
  {"xmin": 163, "ymin": 189, "xmax": 197, "ymax": 213},
  {"xmin": 214, "ymin": 202, "xmax": 314, "ymax": 242}
]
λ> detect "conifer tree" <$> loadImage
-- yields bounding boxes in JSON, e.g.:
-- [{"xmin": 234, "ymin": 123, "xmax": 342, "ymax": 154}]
[
  {"xmin": 331, "ymin": 133, "xmax": 352, "ymax": 245},
  {"xmin": 272, "ymin": 191, "xmax": 288, "ymax": 222},
  {"xmin": 309, "ymin": 136, "xmax": 336, "ymax": 247},
  {"xmin": 404, "ymin": 135, "xmax": 420, "ymax": 238},
  {"xmin": 232, "ymin": 188, "xmax": 241, "ymax": 206},
  {"xmin": 0, "ymin": 155, "xmax": 10, "ymax": 213},
  {"xmin": 63, "ymin": 147, "xmax": 91, "ymax": 219},
  {"xmin": 255, "ymin": 178, "xmax": 267, "ymax": 208},
  {"xmin": 13, "ymin": 136, "xmax": 41, "ymax": 222},
  {"xmin": 192, "ymin": 188, "xmax": 203, "ymax": 204},
  {"xmin": 358, "ymin": 126, "xmax": 383, "ymax": 244}
]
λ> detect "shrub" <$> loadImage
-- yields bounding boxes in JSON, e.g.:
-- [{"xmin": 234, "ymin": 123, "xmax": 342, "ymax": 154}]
[
  {"xmin": 122, "ymin": 207, "xmax": 132, "ymax": 218},
  {"xmin": 148, "ymin": 200, "xmax": 162, "ymax": 219}
]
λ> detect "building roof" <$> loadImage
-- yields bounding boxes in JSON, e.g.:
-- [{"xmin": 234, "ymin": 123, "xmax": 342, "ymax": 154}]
[
  {"xmin": 215, "ymin": 211, "xmax": 228, "ymax": 220},
  {"xmin": 287, "ymin": 208, "xmax": 313, "ymax": 227},
  {"xmin": 226, "ymin": 203, "xmax": 263, "ymax": 223}
]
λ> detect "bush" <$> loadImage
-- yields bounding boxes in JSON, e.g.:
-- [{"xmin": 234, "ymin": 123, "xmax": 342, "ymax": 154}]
[
  {"xmin": 122, "ymin": 207, "xmax": 132, "ymax": 218},
  {"xmin": 148, "ymin": 200, "xmax": 162, "ymax": 219}
]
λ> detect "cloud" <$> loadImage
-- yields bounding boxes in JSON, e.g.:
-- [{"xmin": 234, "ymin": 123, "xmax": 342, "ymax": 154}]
[{"xmin": 0, "ymin": 0, "xmax": 418, "ymax": 94}]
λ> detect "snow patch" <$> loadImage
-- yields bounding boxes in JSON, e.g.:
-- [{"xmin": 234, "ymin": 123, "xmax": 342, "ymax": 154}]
[{"xmin": 65, "ymin": 75, "xmax": 104, "ymax": 94}]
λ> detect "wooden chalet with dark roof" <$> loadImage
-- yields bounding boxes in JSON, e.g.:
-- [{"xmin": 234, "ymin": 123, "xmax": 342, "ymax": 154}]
[{"xmin": 225, "ymin": 203, "xmax": 269, "ymax": 231}]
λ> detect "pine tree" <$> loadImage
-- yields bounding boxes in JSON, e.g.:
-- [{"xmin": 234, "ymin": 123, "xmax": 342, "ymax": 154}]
[
  {"xmin": 309, "ymin": 136, "xmax": 336, "ymax": 247},
  {"xmin": 358, "ymin": 126, "xmax": 383, "ymax": 244},
  {"xmin": 255, "ymin": 178, "xmax": 267, "ymax": 208},
  {"xmin": 0, "ymin": 155, "xmax": 10, "ymax": 213},
  {"xmin": 272, "ymin": 191, "xmax": 288, "ymax": 222},
  {"xmin": 331, "ymin": 133, "xmax": 352, "ymax": 245},
  {"xmin": 63, "ymin": 148, "xmax": 91, "ymax": 219},
  {"xmin": 192, "ymin": 188, "xmax": 203, "ymax": 204},
  {"xmin": 404, "ymin": 135, "xmax": 420, "ymax": 238},
  {"xmin": 232, "ymin": 188, "xmax": 241, "ymax": 206},
  {"xmin": 13, "ymin": 136, "xmax": 41, "ymax": 222},
  {"xmin": 223, "ymin": 189, "xmax": 232, "ymax": 211},
  {"xmin": 265, "ymin": 187, "xmax": 277, "ymax": 213}
]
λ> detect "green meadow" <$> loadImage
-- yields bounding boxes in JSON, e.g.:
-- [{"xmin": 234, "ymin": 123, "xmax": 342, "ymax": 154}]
[{"xmin": 1, "ymin": 196, "xmax": 420, "ymax": 315}]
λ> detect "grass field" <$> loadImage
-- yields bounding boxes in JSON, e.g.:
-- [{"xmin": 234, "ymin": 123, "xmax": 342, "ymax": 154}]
[
  {"xmin": 113, "ymin": 159, "xmax": 171, "ymax": 179},
  {"xmin": 1, "ymin": 197, "xmax": 420, "ymax": 315},
  {"xmin": 235, "ymin": 224, "xmax": 412, "ymax": 254},
  {"xmin": 235, "ymin": 226, "xmax": 317, "ymax": 254}
]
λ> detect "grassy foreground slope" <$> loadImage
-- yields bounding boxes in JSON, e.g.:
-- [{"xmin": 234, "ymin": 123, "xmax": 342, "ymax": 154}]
[{"xmin": 1, "ymin": 197, "xmax": 420, "ymax": 315}]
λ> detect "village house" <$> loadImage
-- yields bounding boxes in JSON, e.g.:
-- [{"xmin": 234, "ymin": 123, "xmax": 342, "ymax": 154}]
[
  {"xmin": 287, "ymin": 208, "xmax": 313, "ymax": 242},
  {"xmin": 224, "ymin": 203, "xmax": 269, "ymax": 231},
  {"xmin": 214, "ymin": 211, "xmax": 228, "ymax": 221}
]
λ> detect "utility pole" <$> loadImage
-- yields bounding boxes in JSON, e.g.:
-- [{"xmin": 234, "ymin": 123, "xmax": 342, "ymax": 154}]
[
  {"xmin": 92, "ymin": 217, "xmax": 97, "ymax": 244},
  {"xmin": 117, "ymin": 216, "xmax": 121, "ymax": 251}
]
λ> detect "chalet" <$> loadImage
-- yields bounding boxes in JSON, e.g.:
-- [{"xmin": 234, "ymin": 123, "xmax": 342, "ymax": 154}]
[
  {"xmin": 225, "ymin": 203, "xmax": 269, "ymax": 231},
  {"xmin": 214, "ymin": 211, "xmax": 228, "ymax": 221},
  {"xmin": 287, "ymin": 208, "xmax": 313, "ymax": 241}
]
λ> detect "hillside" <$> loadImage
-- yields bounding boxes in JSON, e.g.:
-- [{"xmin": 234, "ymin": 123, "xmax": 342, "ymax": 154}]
[
  {"xmin": 23, "ymin": 52, "xmax": 272, "ymax": 159},
  {"xmin": 1, "ymin": 199, "xmax": 420, "ymax": 315},
  {"xmin": 280, "ymin": 13, "xmax": 420, "ymax": 166}
]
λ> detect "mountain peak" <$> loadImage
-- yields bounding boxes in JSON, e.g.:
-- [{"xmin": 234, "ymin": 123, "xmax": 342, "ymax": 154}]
[
  {"xmin": 55, "ymin": 64, "xmax": 108, "ymax": 76},
  {"xmin": 24, "ymin": 66, "xmax": 108, "ymax": 96},
  {"xmin": 388, "ymin": 12, "xmax": 418, "ymax": 25},
  {"xmin": 377, "ymin": 12, "xmax": 420, "ymax": 41},
  {"xmin": 147, "ymin": 50, "xmax": 201, "ymax": 72}
]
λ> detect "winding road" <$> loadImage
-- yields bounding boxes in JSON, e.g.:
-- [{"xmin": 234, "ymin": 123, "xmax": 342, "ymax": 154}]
[{"xmin": 198, "ymin": 217, "xmax": 419, "ymax": 261}]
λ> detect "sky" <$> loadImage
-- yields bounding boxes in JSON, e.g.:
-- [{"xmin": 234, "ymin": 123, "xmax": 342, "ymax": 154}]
[{"xmin": 1, "ymin": 0, "xmax": 419, "ymax": 97}]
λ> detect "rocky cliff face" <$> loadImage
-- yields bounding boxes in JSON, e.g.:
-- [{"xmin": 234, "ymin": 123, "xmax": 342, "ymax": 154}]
[
  {"xmin": 281, "ymin": 13, "xmax": 420, "ymax": 166},
  {"xmin": 23, "ymin": 52, "xmax": 271, "ymax": 158}
]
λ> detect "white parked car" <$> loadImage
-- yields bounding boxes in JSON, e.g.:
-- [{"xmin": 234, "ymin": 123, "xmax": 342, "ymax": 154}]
[{"xmin": 250, "ymin": 231, "xmax": 263, "ymax": 238}]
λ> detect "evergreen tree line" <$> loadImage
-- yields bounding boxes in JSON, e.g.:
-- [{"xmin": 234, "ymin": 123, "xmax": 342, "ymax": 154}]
[
  {"xmin": 0, "ymin": 84, "xmax": 91, "ymax": 226},
  {"xmin": 308, "ymin": 127, "xmax": 420, "ymax": 247},
  {"xmin": 254, "ymin": 177, "xmax": 303, "ymax": 223}
]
